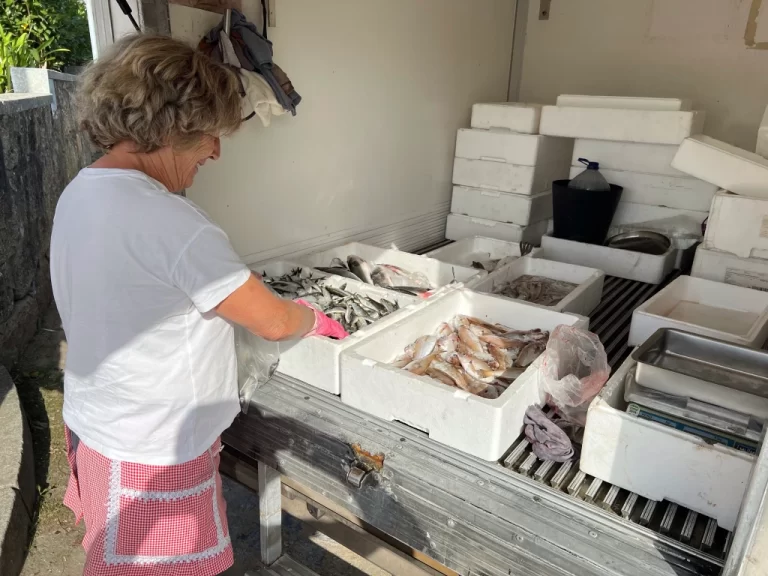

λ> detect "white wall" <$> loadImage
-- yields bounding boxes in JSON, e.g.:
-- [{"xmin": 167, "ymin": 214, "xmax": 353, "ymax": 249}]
[
  {"xmin": 171, "ymin": 0, "xmax": 517, "ymax": 263},
  {"xmin": 517, "ymin": 0, "xmax": 768, "ymax": 150}
]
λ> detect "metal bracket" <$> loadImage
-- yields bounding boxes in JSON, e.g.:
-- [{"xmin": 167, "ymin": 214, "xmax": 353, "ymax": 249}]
[
  {"xmin": 346, "ymin": 466, "xmax": 368, "ymax": 488},
  {"xmin": 539, "ymin": 0, "xmax": 551, "ymax": 20}
]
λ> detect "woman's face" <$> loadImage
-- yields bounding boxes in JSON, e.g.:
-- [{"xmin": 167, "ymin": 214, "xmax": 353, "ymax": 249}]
[{"xmin": 166, "ymin": 134, "xmax": 221, "ymax": 192}]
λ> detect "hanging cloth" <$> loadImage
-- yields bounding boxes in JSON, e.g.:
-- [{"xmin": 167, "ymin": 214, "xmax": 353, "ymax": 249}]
[{"xmin": 240, "ymin": 69, "xmax": 288, "ymax": 127}]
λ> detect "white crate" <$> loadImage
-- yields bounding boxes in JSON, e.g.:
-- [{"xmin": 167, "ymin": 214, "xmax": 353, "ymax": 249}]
[
  {"xmin": 673, "ymin": 135, "xmax": 768, "ymax": 198},
  {"xmin": 470, "ymin": 103, "xmax": 542, "ymax": 134},
  {"xmin": 469, "ymin": 256, "xmax": 604, "ymax": 316},
  {"xmin": 611, "ymin": 202, "xmax": 708, "ymax": 228},
  {"xmin": 628, "ymin": 275, "xmax": 768, "ymax": 348},
  {"xmin": 580, "ymin": 355, "xmax": 754, "ymax": 531},
  {"xmin": 248, "ymin": 261, "xmax": 421, "ymax": 395},
  {"xmin": 567, "ymin": 167, "xmax": 717, "ymax": 211},
  {"xmin": 538, "ymin": 235, "xmax": 676, "ymax": 284},
  {"xmin": 450, "ymin": 186, "xmax": 552, "ymax": 225},
  {"xmin": 703, "ymin": 191, "xmax": 768, "ymax": 259},
  {"xmin": 446, "ymin": 214, "xmax": 550, "ymax": 245},
  {"xmin": 340, "ymin": 288, "xmax": 587, "ymax": 460},
  {"xmin": 455, "ymin": 129, "xmax": 573, "ymax": 167},
  {"xmin": 572, "ymin": 140, "xmax": 684, "ymax": 177},
  {"xmin": 539, "ymin": 106, "xmax": 705, "ymax": 145},
  {"xmin": 556, "ymin": 95, "xmax": 692, "ymax": 111},
  {"xmin": 452, "ymin": 157, "xmax": 569, "ymax": 195},
  {"xmin": 757, "ymin": 104, "xmax": 768, "ymax": 160},
  {"xmin": 692, "ymin": 246, "xmax": 768, "ymax": 291},
  {"xmin": 426, "ymin": 237, "xmax": 523, "ymax": 268},
  {"xmin": 298, "ymin": 242, "xmax": 481, "ymax": 288}
]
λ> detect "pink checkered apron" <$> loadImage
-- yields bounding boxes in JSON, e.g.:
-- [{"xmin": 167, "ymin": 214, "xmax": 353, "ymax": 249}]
[{"xmin": 63, "ymin": 428, "xmax": 234, "ymax": 576}]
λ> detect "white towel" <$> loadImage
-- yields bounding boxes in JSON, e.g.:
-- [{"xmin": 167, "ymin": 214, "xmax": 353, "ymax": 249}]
[{"xmin": 240, "ymin": 70, "xmax": 287, "ymax": 127}]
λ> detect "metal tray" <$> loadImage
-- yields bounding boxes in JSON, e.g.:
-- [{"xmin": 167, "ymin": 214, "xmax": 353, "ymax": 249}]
[{"xmin": 631, "ymin": 328, "xmax": 768, "ymax": 421}]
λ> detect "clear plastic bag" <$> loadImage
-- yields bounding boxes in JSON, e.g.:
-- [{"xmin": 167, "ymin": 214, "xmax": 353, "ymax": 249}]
[
  {"xmin": 234, "ymin": 325, "xmax": 280, "ymax": 413},
  {"xmin": 373, "ymin": 264, "xmax": 432, "ymax": 289},
  {"xmin": 537, "ymin": 325, "xmax": 610, "ymax": 426}
]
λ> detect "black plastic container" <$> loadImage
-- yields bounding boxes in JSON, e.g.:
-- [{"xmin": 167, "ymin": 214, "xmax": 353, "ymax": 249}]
[{"xmin": 551, "ymin": 179, "xmax": 623, "ymax": 245}]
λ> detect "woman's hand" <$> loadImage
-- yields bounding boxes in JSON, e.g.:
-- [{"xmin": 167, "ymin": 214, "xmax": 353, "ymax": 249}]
[
  {"xmin": 295, "ymin": 299, "xmax": 350, "ymax": 340},
  {"xmin": 216, "ymin": 274, "xmax": 316, "ymax": 341}
]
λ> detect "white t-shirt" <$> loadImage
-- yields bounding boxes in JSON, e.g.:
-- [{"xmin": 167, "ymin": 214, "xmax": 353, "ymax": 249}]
[{"xmin": 51, "ymin": 168, "xmax": 251, "ymax": 465}]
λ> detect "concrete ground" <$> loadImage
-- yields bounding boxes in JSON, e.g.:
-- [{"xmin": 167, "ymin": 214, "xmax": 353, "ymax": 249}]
[{"xmin": 16, "ymin": 306, "xmax": 388, "ymax": 576}]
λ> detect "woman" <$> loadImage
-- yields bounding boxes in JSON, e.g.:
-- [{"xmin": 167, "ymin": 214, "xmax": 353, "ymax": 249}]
[{"xmin": 50, "ymin": 34, "xmax": 347, "ymax": 575}]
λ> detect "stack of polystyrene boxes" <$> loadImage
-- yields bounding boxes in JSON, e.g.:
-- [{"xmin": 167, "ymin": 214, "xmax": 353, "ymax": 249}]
[
  {"xmin": 672, "ymin": 134, "xmax": 768, "ymax": 290},
  {"xmin": 446, "ymin": 103, "xmax": 573, "ymax": 245},
  {"xmin": 539, "ymin": 95, "xmax": 714, "ymax": 230}
]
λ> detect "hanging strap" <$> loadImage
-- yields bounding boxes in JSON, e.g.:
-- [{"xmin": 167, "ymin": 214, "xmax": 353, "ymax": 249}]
[{"xmin": 261, "ymin": 0, "xmax": 269, "ymax": 40}]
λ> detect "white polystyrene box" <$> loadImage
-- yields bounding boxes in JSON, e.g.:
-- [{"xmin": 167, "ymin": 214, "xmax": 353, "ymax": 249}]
[
  {"xmin": 628, "ymin": 275, "xmax": 768, "ymax": 348},
  {"xmin": 567, "ymin": 167, "xmax": 717, "ymax": 212},
  {"xmin": 455, "ymin": 129, "xmax": 574, "ymax": 167},
  {"xmin": 446, "ymin": 214, "xmax": 550, "ymax": 245},
  {"xmin": 426, "ymin": 237, "xmax": 523, "ymax": 269},
  {"xmin": 468, "ymin": 256, "xmax": 604, "ymax": 316},
  {"xmin": 539, "ymin": 106, "xmax": 705, "ymax": 145},
  {"xmin": 757, "ymin": 104, "xmax": 768, "ymax": 160},
  {"xmin": 572, "ymin": 140, "xmax": 685, "ymax": 177},
  {"xmin": 340, "ymin": 288, "xmax": 587, "ymax": 460},
  {"xmin": 471, "ymin": 103, "xmax": 542, "ymax": 134},
  {"xmin": 672, "ymin": 135, "xmax": 768, "ymax": 198},
  {"xmin": 580, "ymin": 355, "xmax": 754, "ymax": 531},
  {"xmin": 704, "ymin": 191, "xmax": 768, "ymax": 259},
  {"xmin": 556, "ymin": 95, "xmax": 692, "ymax": 111},
  {"xmin": 611, "ymin": 202, "xmax": 708, "ymax": 228},
  {"xmin": 298, "ymin": 242, "xmax": 482, "ymax": 288},
  {"xmin": 692, "ymin": 246, "xmax": 768, "ymax": 291},
  {"xmin": 538, "ymin": 235, "xmax": 676, "ymax": 284},
  {"xmin": 247, "ymin": 261, "xmax": 421, "ymax": 395},
  {"xmin": 450, "ymin": 186, "xmax": 552, "ymax": 225},
  {"xmin": 452, "ymin": 158, "xmax": 569, "ymax": 196}
]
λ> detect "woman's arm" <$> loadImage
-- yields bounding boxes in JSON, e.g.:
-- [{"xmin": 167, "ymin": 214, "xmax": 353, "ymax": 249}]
[{"xmin": 216, "ymin": 274, "xmax": 316, "ymax": 341}]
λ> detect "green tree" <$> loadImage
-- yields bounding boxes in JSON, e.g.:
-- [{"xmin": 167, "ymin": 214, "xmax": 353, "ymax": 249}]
[{"xmin": 0, "ymin": 0, "xmax": 92, "ymax": 92}]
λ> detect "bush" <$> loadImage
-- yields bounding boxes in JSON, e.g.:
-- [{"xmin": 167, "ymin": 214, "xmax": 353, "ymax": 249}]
[{"xmin": 0, "ymin": 0, "xmax": 92, "ymax": 92}]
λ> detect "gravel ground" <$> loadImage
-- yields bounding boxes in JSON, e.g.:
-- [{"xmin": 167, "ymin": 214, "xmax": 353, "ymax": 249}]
[{"xmin": 16, "ymin": 306, "xmax": 387, "ymax": 576}]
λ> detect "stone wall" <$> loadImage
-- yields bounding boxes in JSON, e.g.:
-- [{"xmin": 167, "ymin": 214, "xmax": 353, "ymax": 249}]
[{"xmin": 0, "ymin": 70, "xmax": 93, "ymax": 370}]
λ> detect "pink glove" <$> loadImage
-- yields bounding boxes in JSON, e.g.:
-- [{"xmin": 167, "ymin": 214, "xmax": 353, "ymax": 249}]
[{"xmin": 295, "ymin": 299, "xmax": 350, "ymax": 340}]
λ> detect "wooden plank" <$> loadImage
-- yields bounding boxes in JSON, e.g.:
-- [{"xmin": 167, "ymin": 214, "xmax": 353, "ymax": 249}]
[
  {"xmin": 220, "ymin": 451, "xmax": 450, "ymax": 576},
  {"xmin": 271, "ymin": 555, "xmax": 321, "ymax": 576},
  {"xmin": 168, "ymin": 0, "xmax": 241, "ymax": 15},
  {"xmin": 224, "ymin": 376, "xmax": 724, "ymax": 576},
  {"xmin": 258, "ymin": 461, "xmax": 282, "ymax": 566}
]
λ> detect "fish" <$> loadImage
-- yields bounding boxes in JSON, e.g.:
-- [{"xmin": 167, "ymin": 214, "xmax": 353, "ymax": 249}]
[
  {"xmin": 479, "ymin": 334, "xmax": 528, "ymax": 351},
  {"xmin": 389, "ymin": 315, "xmax": 549, "ymax": 399},
  {"xmin": 492, "ymin": 274, "xmax": 578, "ymax": 307},
  {"xmin": 348, "ymin": 255, "xmax": 375, "ymax": 284},
  {"xmin": 260, "ymin": 269, "xmax": 401, "ymax": 335},
  {"xmin": 413, "ymin": 335, "xmax": 438, "ymax": 360},
  {"xmin": 458, "ymin": 326, "xmax": 486, "ymax": 355},
  {"xmin": 516, "ymin": 342, "xmax": 546, "ymax": 368},
  {"xmin": 316, "ymin": 266, "xmax": 363, "ymax": 281},
  {"xmin": 371, "ymin": 266, "xmax": 394, "ymax": 288},
  {"xmin": 405, "ymin": 354, "xmax": 437, "ymax": 376},
  {"xmin": 330, "ymin": 257, "xmax": 347, "ymax": 268}
]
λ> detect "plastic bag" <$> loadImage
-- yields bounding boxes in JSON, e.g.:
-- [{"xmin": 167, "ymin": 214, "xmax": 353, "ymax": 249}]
[
  {"xmin": 234, "ymin": 325, "xmax": 280, "ymax": 413},
  {"xmin": 374, "ymin": 264, "xmax": 432, "ymax": 289},
  {"xmin": 537, "ymin": 325, "xmax": 610, "ymax": 426}
]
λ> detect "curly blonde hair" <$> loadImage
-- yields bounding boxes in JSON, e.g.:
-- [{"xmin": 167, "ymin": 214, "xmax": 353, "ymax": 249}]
[{"xmin": 78, "ymin": 34, "xmax": 242, "ymax": 153}]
